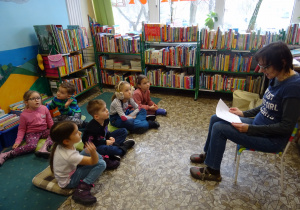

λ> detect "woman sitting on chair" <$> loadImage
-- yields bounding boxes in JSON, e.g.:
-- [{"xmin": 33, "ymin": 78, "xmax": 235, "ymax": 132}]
[{"xmin": 190, "ymin": 41, "xmax": 300, "ymax": 182}]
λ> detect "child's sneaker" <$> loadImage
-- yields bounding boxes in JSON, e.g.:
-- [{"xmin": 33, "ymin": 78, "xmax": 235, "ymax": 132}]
[
  {"xmin": 146, "ymin": 115, "xmax": 156, "ymax": 121},
  {"xmin": 72, "ymin": 181, "xmax": 97, "ymax": 205},
  {"xmin": 155, "ymin": 109, "xmax": 167, "ymax": 116},
  {"xmin": 148, "ymin": 121, "xmax": 160, "ymax": 129}
]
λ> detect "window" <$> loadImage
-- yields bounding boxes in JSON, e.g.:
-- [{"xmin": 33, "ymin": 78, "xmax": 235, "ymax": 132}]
[
  {"xmin": 160, "ymin": 0, "xmax": 216, "ymax": 27},
  {"xmin": 109, "ymin": 0, "xmax": 296, "ymax": 34},
  {"xmin": 111, "ymin": 0, "xmax": 149, "ymax": 34},
  {"xmin": 223, "ymin": 0, "xmax": 295, "ymax": 32}
]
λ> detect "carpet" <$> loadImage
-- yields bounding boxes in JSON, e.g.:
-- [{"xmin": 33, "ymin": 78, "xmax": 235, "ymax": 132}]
[
  {"xmin": 80, "ymin": 92, "xmax": 161, "ymax": 122},
  {"xmin": 0, "ymin": 92, "xmax": 161, "ymax": 210},
  {"xmin": 0, "ymin": 153, "xmax": 66, "ymax": 210}
]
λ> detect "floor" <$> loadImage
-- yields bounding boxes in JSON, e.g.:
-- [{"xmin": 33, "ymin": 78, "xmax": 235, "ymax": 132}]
[{"xmin": 59, "ymin": 87, "xmax": 300, "ymax": 210}]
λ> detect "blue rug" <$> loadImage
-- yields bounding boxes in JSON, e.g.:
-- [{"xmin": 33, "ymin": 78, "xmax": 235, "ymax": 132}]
[{"xmin": 81, "ymin": 92, "xmax": 161, "ymax": 122}]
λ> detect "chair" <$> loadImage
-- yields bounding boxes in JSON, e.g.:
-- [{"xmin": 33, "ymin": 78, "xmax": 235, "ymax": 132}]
[{"xmin": 234, "ymin": 124, "xmax": 298, "ymax": 190}]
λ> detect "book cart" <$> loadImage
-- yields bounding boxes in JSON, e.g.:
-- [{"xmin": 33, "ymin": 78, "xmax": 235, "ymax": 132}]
[
  {"xmin": 142, "ymin": 23, "xmax": 200, "ymax": 100},
  {"xmin": 33, "ymin": 24, "xmax": 100, "ymax": 98}
]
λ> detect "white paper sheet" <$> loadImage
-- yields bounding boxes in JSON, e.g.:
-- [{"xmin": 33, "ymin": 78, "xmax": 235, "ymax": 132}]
[{"xmin": 216, "ymin": 99, "xmax": 242, "ymax": 123}]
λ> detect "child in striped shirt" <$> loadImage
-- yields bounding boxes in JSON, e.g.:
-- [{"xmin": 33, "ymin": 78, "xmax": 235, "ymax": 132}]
[{"xmin": 47, "ymin": 82, "xmax": 87, "ymax": 128}]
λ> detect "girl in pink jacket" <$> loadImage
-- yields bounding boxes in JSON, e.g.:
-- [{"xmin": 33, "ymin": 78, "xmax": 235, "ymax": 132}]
[
  {"xmin": 0, "ymin": 90, "xmax": 54, "ymax": 166},
  {"xmin": 133, "ymin": 75, "xmax": 167, "ymax": 117}
]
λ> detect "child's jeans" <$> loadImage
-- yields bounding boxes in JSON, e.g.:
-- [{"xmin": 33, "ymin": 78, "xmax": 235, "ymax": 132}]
[
  {"xmin": 110, "ymin": 109, "xmax": 149, "ymax": 133},
  {"xmin": 12, "ymin": 130, "xmax": 52, "ymax": 156},
  {"xmin": 65, "ymin": 150, "xmax": 106, "ymax": 188},
  {"xmin": 96, "ymin": 128, "xmax": 128, "ymax": 156}
]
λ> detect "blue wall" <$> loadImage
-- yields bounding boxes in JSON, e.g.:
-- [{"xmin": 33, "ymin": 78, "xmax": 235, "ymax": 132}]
[{"xmin": 0, "ymin": 0, "xmax": 69, "ymax": 66}]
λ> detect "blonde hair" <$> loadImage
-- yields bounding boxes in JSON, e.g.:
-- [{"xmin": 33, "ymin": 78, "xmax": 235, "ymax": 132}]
[{"xmin": 111, "ymin": 81, "xmax": 130, "ymax": 101}]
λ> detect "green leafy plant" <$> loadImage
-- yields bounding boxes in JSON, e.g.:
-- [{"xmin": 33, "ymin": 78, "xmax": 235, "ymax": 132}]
[{"xmin": 205, "ymin": 12, "xmax": 218, "ymax": 30}]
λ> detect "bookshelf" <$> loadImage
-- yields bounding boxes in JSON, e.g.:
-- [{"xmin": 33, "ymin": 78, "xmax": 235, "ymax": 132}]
[
  {"xmin": 197, "ymin": 28, "xmax": 267, "ymax": 95},
  {"xmin": 141, "ymin": 23, "xmax": 200, "ymax": 100},
  {"xmin": 33, "ymin": 24, "xmax": 101, "ymax": 98},
  {"xmin": 88, "ymin": 16, "xmax": 143, "ymax": 87}
]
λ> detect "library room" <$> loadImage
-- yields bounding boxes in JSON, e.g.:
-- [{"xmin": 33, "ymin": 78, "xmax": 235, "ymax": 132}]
[{"xmin": 1, "ymin": 0, "xmax": 300, "ymax": 209}]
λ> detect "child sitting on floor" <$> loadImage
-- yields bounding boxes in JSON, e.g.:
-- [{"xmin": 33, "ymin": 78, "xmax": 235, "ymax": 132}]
[
  {"xmin": 133, "ymin": 75, "xmax": 167, "ymax": 117},
  {"xmin": 82, "ymin": 99, "xmax": 135, "ymax": 168},
  {"xmin": 50, "ymin": 121, "xmax": 106, "ymax": 205},
  {"xmin": 0, "ymin": 90, "xmax": 54, "ymax": 166},
  {"xmin": 110, "ymin": 81, "xmax": 160, "ymax": 134},
  {"xmin": 47, "ymin": 82, "xmax": 87, "ymax": 128}
]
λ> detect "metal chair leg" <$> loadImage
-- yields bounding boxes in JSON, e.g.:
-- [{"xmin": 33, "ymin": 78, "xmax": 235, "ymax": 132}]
[{"xmin": 235, "ymin": 154, "xmax": 240, "ymax": 183}]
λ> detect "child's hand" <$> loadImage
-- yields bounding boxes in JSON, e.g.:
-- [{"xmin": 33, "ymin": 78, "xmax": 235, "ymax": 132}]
[
  {"xmin": 12, "ymin": 143, "xmax": 20, "ymax": 149},
  {"xmin": 106, "ymin": 137, "xmax": 115, "ymax": 146},
  {"xmin": 149, "ymin": 104, "xmax": 158, "ymax": 111},
  {"xmin": 127, "ymin": 115, "xmax": 136, "ymax": 119},
  {"xmin": 84, "ymin": 142, "xmax": 97, "ymax": 154},
  {"xmin": 65, "ymin": 98, "xmax": 74, "ymax": 108}
]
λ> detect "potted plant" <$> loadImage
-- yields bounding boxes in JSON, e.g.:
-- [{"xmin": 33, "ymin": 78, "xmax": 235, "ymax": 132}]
[{"xmin": 205, "ymin": 12, "xmax": 218, "ymax": 30}]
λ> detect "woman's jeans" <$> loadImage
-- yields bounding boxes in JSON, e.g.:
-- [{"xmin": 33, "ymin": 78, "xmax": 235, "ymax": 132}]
[
  {"xmin": 203, "ymin": 114, "xmax": 288, "ymax": 170},
  {"xmin": 96, "ymin": 128, "xmax": 128, "ymax": 156},
  {"xmin": 66, "ymin": 150, "xmax": 106, "ymax": 188}
]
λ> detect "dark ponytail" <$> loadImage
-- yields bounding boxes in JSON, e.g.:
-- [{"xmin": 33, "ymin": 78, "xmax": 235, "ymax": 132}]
[{"xmin": 49, "ymin": 121, "xmax": 76, "ymax": 173}]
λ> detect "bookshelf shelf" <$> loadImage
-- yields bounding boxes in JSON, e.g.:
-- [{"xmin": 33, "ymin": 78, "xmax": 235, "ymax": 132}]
[
  {"xmin": 75, "ymin": 84, "xmax": 98, "ymax": 97},
  {"xmin": 97, "ymin": 52, "xmax": 141, "ymax": 56},
  {"xmin": 150, "ymin": 85, "xmax": 195, "ymax": 91},
  {"xmin": 101, "ymin": 68, "xmax": 142, "ymax": 72},
  {"xmin": 201, "ymin": 70, "xmax": 263, "ymax": 76},
  {"xmin": 145, "ymin": 64, "xmax": 195, "ymax": 68},
  {"xmin": 45, "ymin": 62, "xmax": 96, "ymax": 79}
]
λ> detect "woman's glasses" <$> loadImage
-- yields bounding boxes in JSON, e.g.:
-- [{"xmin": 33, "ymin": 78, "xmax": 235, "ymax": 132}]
[
  {"xmin": 257, "ymin": 63, "xmax": 271, "ymax": 70},
  {"xmin": 28, "ymin": 97, "xmax": 42, "ymax": 101}
]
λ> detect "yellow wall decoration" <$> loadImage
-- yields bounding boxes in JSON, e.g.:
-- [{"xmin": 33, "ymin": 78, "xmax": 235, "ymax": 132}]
[{"xmin": 0, "ymin": 74, "xmax": 38, "ymax": 113}]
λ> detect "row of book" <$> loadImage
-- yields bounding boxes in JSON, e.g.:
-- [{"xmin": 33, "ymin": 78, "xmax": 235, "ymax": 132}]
[
  {"xmin": 286, "ymin": 24, "xmax": 300, "ymax": 45},
  {"xmin": 199, "ymin": 73, "xmax": 263, "ymax": 93},
  {"xmin": 44, "ymin": 54, "xmax": 83, "ymax": 77},
  {"xmin": 200, "ymin": 28, "xmax": 278, "ymax": 50},
  {"xmin": 95, "ymin": 33, "xmax": 141, "ymax": 53},
  {"xmin": 200, "ymin": 24, "xmax": 300, "ymax": 50},
  {"xmin": 146, "ymin": 69, "xmax": 194, "ymax": 90},
  {"xmin": 99, "ymin": 56, "xmax": 141, "ymax": 70},
  {"xmin": 49, "ymin": 67, "xmax": 98, "ymax": 96},
  {"xmin": 199, "ymin": 54, "xmax": 253, "ymax": 72},
  {"xmin": 100, "ymin": 70, "xmax": 138, "ymax": 87},
  {"xmin": 0, "ymin": 114, "xmax": 19, "ymax": 131},
  {"xmin": 33, "ymin": 25, "xmax": 90, "ymax": 54},
  {"xmin": 143, "ymin": 23, "xmax": 198, "ymax": 42},
  {"xmin": 144, "ymin": 45, "xmax": 196, "ymax": 67}
]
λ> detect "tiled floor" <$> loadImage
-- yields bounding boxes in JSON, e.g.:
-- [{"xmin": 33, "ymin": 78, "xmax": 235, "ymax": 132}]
[{"xmin": 59, "ymin": 87, "xmax": 300, "ymax": 210}]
